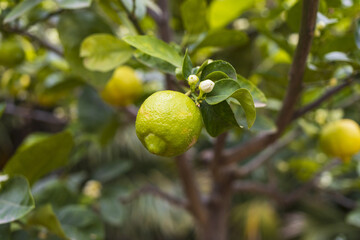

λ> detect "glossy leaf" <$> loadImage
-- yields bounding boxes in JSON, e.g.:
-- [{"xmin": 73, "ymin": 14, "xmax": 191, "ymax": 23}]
[
  {"xmin": 4, "ymin": 131, "xmax": 74, "ymax": 185},
  {"xmin": 123, "ymin": 35, "xmax": 182, "ymax": 67},
  {"xmin": 27, "ymin": 204, "xmax": 68, "ymax": 239},
  {"xmin": 205, "ymin": 79, "xmax": 241, "ymax": 105},
  {"xmin": 56, "ymin": 0, "xmax": 92, "ymax": 9},
  {"xmin": 236, "ymin": 75, "xmax": 267, "ymax": 104},
  {"xmin": 0, "ymin": 176, "xmax": 35, "ymax": 224},
  {"xmin": 207, "ymin": 0, "xmax": 254, "ymax": 29},
  {"xmin": 230, "ymin": 89, "xmax": 256, "ymax": 128},
  {"xmin": 181, "ymin": 0, "xmax": 208, "ymax": 34},
  {"xmin": 182, "ymin": 49, "xmax": 193, "ymax": 79},
  {"xmin": 200, "ymin": 101, "xmax": 238, "ymax": 137},
  {"xmin": 4, "ymin": 0, "xmax": 42, "ymax": 23},
  {"xmin": 57, "ymin": 10, "xmax": 113, "ymax": 88},
  {"xmin": 80, "ymin": 34, "xmax": 133, "ymax": 72},
  {"xmin": 134, "ymin": 52, "xmax": 176, "ymax": 74},
  {"xmin": 58, "ymin": 205, "xmax": 104, "ymax": 240},
  {"xmin": 200, "ymin": 60, "xmax": 237, "ymax": 81}
]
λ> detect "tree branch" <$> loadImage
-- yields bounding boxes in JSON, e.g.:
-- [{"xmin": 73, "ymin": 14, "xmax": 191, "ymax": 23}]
[
  {"xmin": 24, "ymin": 9, "xmax": 65, "ymax": 30},
  {"xmin": 292, "ymin": 73, "xmax": 359, "ymax": 119},
  {"xmin": 276, "ymin": 0, "xmax": 319, "ymax": 132},
  {"xmin": 232, "ymin": 181, "xmax": 283, "ymax": 202},
  {"xmin": 211, "ymin": 133, "xmax": 228, "ymax": 181},
  {"xmin": 175, "ymin": 153, "xmax": 207, "ymax": 224},
  {"xmin": 229, "ymin": 131, "xmax": 298, "ymax": 178},
  {"xmin": 120, "ymin": 184, "xmax": 188, "ymax": 210},
  {"xmin": 2, "ymin": 26, "xmax": 64, "ymax": 56},
  {"xmin": 219, "ymin": 0, "xmax": 319, "ymax": 165},
  {"xmin": 118, "ymin": 0, "xmax": 145, "ymax": 35}
]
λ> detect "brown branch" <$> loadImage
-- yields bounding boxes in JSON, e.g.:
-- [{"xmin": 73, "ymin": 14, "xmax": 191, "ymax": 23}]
[
  {"xmin": 120, "ymin": 184, "xmax": 188, "ymax": 209},
  {"xmin": 4, "ymin": 102, "xmax": 67, "ymax": 125},
  {"xmin": 211, "ymin": 133, "xmax": 228, "ymax": 181},
  {"xmin": 292, "ymin": 73, "xmax": 359, "ymax": 119},
  {"xmin": 229, "ymin": 131, "xmax": 298, "ymax": 178},
  {"xmin": 232, "ymin": 181, "xmax": 283, "ymax": 203},
  {"xmin": 220, "ymin": 0, "xmax": 319, "ymax": 165},
  {"xmin": 2, "ymin": 26, "xmax": 63, "ymax": 56},
  {"xmin": 276, "ymin": 0, "xmax": 319, "ymax": 132},
  {"xmin": 175, "ymin": 153, "xmax": 207, "ymax": 224}
]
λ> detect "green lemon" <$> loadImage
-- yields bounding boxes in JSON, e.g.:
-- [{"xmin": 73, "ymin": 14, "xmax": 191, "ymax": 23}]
[
  {"xmin": 136, "ymin": 90, "xmax": 203, "ymax": 157},
  {"xmin": 320, "ymin": 119, "xmax": 360, "ymax": 162},
  {"xmin": 0, "ymin": 39, "xmax": 25, "ymax": 67},
  {"xmin": 101, "ymin": 66, "xmax": 142, "ymax": 107}
]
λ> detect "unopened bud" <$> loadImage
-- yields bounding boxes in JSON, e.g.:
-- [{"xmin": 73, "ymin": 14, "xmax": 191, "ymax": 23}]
[
  {"xmin": 316, "ymin": 21, "xmax": 326, "ymax": 30},
  {"xmin": 199, "ymin": 80, "xmax": 215, "ymax": 93},
  {"xmin": 83, "ymin": 180, "xmax": 102, "ymax": 199},
  {"xmin": 188, "ymin": 74, "xmax": 199, "ymax": 85}
]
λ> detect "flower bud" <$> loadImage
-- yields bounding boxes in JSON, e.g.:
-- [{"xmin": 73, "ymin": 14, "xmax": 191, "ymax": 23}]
[
  {"xmin": 199, "ymin": 80, "xmax": 215, "ymax": 93},
  {"xmin": 83, "ymin": 180, "xmax": 102, "ymax": 199},
  {"xmin": 316, "ymin": 21, "xmax": 326, "ymax": 30},
  {"xmin": 188, "ymin": 74, "xmax": 199, "ymax": 85}
]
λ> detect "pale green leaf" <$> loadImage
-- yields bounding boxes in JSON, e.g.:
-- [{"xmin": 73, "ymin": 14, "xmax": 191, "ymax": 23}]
[
  {"xmin": 181, "ymin": 0, "xmax": 208, "ymax": 34},
  {"xmin": 56, "ymin": 0, "xmax": 92, "ymax": 9},
  {"xmin": 4, "ymin": 0, "xmax": 42, "ymax": 23}
]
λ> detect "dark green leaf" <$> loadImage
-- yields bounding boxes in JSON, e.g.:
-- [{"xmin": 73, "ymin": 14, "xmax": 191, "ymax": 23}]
[
  {"xmin": 27, "ymin": 204, "xmax": 68, "ymax": 239},
  {"xmin": 286, "ymin": 1, "xmax": 302, "ymax": 32},
  {"xmin": 0, "ymin": 176, "xmax": 35, "ymax": 224},
  {"xmin": 200, "ymin": 101, "xmax": 238, "ymax": 137},
  {"xmin": 58, "ymin": 205, "xmax": 104, "ymax": 240},
  {"xmin": 4, "ymin": 131, "xmax": 74, "ymax": 185},
  {"xmin": 93, "ymin": 161, "xmax": 132, "ymax": 182},
  {"xmin": 200, "ymin": 60, "xmax": 237, "ymax": 80},
  {"xmin": 134, "ymin": 52, "xmax": 175, "ymax": 74},
  {"xmin": 236, "ymin": 75, "xmax": 267, "ymax": 103},
  {"xmin": 203, "ymin": 71, "xmax": 229, "ymax": 81},
  {"xmin": 229, "ymin": 89, "xmax": 256, "ymax": 128},
  {"xmin": 205, "ymin": 78, "xmax": 241, "ymax": 105},
  {"xmin": 181, "ymin": 0, "xmax": 208, "ymax": 34},
  {"xmin": 57, "ymin": 10, "xmax": 113, "ymax": 88},
  {"xmin": 0, "ymin": 223, "xmax": 10, "ymax": 240},
  {"xmin": 182, "ymin": 49, "xmax": 193, "ymax": 79},
  {"xmin": 4, "ymin": 0, "xmax": 42, "ymax": 23},
  {"xmin": 0, "ymin": 103, "xmax": 5, "ymax": 118},
  {"xmin": 80, "ymin": 34, "xmax": 133, "ymax": 72},
  {"xmin": 196, "ymin": 29, "xmax": 248, "ymax": 49},
  {"xmin": 55, "ymin": 0, "xmax": 92, "ymax": 9},
  {"xmin": 123, "ymin": 35, "xmax": 182, "ymax": 67}
]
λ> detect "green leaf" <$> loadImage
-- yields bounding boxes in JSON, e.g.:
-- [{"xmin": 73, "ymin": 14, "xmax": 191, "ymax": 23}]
[
  {"xmin": 200, "ymin": 60, "xmax": 237, "ymax": 81},
  {"xmin": 204, "ymin": 71, "xmax": 229, "ymax": 81},
  {"xmin": 57, "ymin": 10, "xmax": 113, "ymax": 88},
  {"xmin": 0, "ymin": 176, "xmax": 35, "ymax": 224},
  {"xmin": 123, "ymin": 35, "xmax": 182, "ymax": 67},
  {"xmin": 58, "ymin": 205, "xmax": 104, "ymax": 240},
  {"xmin": 200, "ymin": 101, "xmax": 238, "ymax": 137},
  {"xmin": 181, "ymin": 0, "xmax": 208, "ymax": 34},
  {"xmin": 207, "ymin": 0, "xmax": 254, "ymax": 29},
  {"xmin": 286, "ymin": 1, "xmax": 302, "ymax": 32},
  {"xmin": 134, "ymin": 52, "xmax": 176, "ymax": 74},
  {"xmin": 55, "ymin": 0, "xmax": 92, "ymax": 9},
  {"xmin": 236, "ymin": 75, "xmax": 267, "ymax": 104},
  {"xmin": 80, "ymin": 34, "xmax": 133, "ymax": 72},
  {"xmin": 27, "ymin": 204, "xmax": 68, "ymax": 239},
  {"xmin": 182, "ymin": 49, "xmax": 193, "ymax": 79},
  {"xmin": 0, "ymin": 223, "xmax": 10, "ymax": 240},
  {"xmin": 196, "ymin": 29, "xmax": 248, "ymax": 49},
  {"xmin": 205, "ymin": 78, "xmax": 241, "ymax": 104},
  {"xmin": 346, "ymin": 209, "xmax": 360, "ymax": 227},
  {"xmin": 205, "ymin": 79, "xmax": 256, "ymax": 128},
  {"xmin": 4, "ymin": 131, "xmax": 74, "ymax": 185},
  {"xmin": 229, "ymin": 89, "xmax": 256, "ymax": 128},
  {"xmin": 4, "ymin": 0, "xmax": 42, "ymax": 23},
  {"xmin": 0, "ymin": 103, "xmax": 5, "ymax": 118}
]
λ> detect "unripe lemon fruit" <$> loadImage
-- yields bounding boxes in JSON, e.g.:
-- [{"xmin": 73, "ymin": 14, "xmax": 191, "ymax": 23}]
[
  {"xmin": 135, "ymin": 91, "xmax": 202, "ymax": 157},
  {"xmin": 320, "ymin": 119, "xmax": 360, "ymax": 162},
  {"xmin": 0, "ymin": 40, "xmax": 25, "ymax": 67},
  {"xmin": 101, "ymin": 66, "xmax": 142, "ymax": 107}
]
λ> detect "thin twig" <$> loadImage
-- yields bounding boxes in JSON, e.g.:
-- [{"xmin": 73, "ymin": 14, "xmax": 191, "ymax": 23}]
[
  {"xmin": 120, "ymin": 184, "xmax": 188, "ymax": 210},
  {"xmin": 4, "ymin": 102, "xmax": 67, "ymax": 125},
  {"xmin": 175, "ymin": 153, "xmax": 207, "ymax": 224},
  {"xmin": 293, "ymin": 73, "xmax": 359, "ymax": 119},
  {"xmin": 2, "ymin": 26, "xmax": 63, "ymax": 56},
  {"xmin": 24, "ymin": 9, "xmax": 65, "ymax": 30},
  {"xmin": 229, "ymin": 131, "xmax": 298, "ymax": 178},
  {"xmin": 232, "ymin": 181, "xmax": 283, "ymax": 202},
  {"xmin": 117, "ymin": 0, "xmax": 145, "ymax": 35}
]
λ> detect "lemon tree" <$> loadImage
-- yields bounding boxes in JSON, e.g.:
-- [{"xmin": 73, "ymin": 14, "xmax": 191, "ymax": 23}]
[
  {"xmin": 101, "ymin": 66, "xmax": 143, "ymax": 107},
  {"xmin": 320, "ymin": 119, "xmax": 360, "ymax": 162}
]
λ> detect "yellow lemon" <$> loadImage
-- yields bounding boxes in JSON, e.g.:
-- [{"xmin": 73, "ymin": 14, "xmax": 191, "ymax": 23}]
[
  {"xmin": 320, "ymin": 119, "xmax": 360, "ymax": 162},
  {"xmin": 101, "ymin": 66, "xmax": 142, "ymax": 107},
  {"xmin": 135, "ymin": 91, "xmax": 202, "ymax": 157}
]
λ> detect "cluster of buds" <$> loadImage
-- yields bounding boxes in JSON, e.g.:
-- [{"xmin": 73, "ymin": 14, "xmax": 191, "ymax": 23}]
[{"xmin": 186, "ymin": 74, "xmax": 215, "ymax": 103}]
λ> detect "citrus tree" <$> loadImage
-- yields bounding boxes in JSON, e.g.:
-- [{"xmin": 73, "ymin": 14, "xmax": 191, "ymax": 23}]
[{"xmin": 1, "ymin": 0, "xmax": 360, "ymax": 239}]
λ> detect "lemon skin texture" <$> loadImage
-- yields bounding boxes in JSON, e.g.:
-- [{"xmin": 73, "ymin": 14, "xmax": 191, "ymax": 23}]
[
  {"xmin": 101, "ymin": 66, "xmax": 142, "ymax": 107},
  {"xmin": 0, "ymin": 40, "xmax": 25, "ymax": 67},
  {"xmin": 135, "ymin": 90, "xmax": 203, "ymax": 157},
  {"xmin": 320, "ymin": 119, "xmax": 360, "ymax": 162}
]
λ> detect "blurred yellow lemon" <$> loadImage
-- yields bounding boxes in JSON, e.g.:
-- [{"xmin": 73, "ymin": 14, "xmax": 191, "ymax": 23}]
[{"xmin": 101, "ymin": 66, "xmax": 142, "ymax": 107}]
